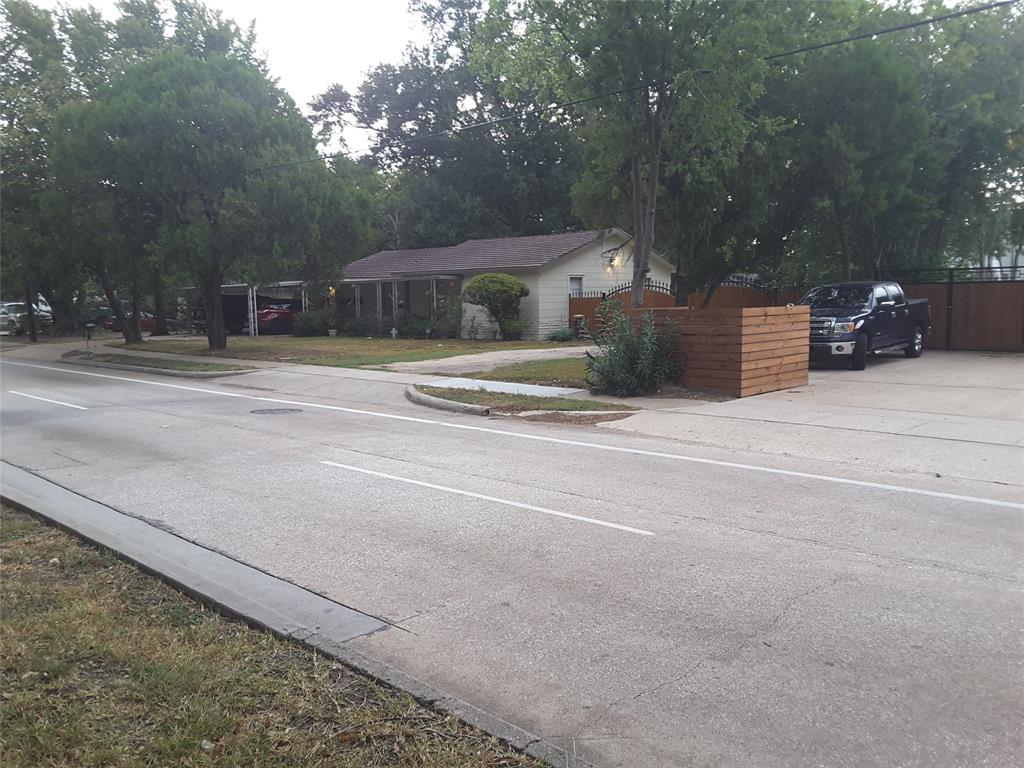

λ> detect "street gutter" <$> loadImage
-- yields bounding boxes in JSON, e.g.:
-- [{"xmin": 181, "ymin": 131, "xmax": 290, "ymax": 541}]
[{"xmin": 0, "ymin": 462, "xmax": 588, "ymax": 768}]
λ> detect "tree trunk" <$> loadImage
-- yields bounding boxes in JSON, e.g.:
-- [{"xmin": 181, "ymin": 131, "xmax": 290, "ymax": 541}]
[
  {"xmin": 829, "ymin": 190, "xmax": 852, "ymax": 280},
  {"xmin": 201, "ymin": 270, "xmax": 227, "ymax": 350},
  {"xmin": 24, "ymin": 283, "xmax": 38, "ymax": 342},
  {"xmin": 95, "ymin": 264, "xmax": 141, "ymax": 344},
  {"xmin": 151, "ymin": 270, "xmax": 169, "ymax": 336},
  {"xmin": 630, "ymin": 102, "xmax": 664, "ymax": 309},
  {"xmin": 130, "ymin": 275, "xmax": 142, "ymax": 340},
  {"xmin": 48, "ymin": 290, "xmax": 77, "ymax": 335}
]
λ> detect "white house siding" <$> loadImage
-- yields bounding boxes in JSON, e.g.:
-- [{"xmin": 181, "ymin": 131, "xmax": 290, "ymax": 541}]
[
  {"xmin": 461, "ymin": 271, "xmax": 541, "ymax": 340},
  {"xmin": 457, "ymin": 235, "xmax": 672, "ymax": 340},
  {"xmin": 532, "ymin": 236, "xmax": 674, "ymax": 338}
]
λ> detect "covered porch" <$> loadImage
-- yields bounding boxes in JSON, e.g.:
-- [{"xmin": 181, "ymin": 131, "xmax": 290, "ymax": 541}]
[{"xmin": 336, "ymin": 276, "xmax": 462, "ymax": 337}]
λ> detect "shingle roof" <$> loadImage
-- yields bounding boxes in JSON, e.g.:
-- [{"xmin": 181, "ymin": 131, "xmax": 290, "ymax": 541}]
[{"xmin": 343, "ymin": 231, "xmax": 608, "ymax": 281}]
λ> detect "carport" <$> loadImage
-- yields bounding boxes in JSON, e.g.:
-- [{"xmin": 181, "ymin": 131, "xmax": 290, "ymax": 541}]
[{"xmin": 177, "ymin": 281, "xmax": 309, "ymax": 336}]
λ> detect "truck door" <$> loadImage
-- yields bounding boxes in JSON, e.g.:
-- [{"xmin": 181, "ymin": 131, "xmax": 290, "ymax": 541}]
[
  {"xmin": 885, "ymin": 284, "xmax": 913, "ymax": 346},
  {"xmin": 870, "ymin": 284, "xmax": 895, "ymax": 348}
]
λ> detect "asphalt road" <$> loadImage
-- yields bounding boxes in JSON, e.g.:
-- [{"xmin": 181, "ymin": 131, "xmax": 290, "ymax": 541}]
[{"xmin": 1, "ymin": 356, "xmax": 1021, "ymax": 768}]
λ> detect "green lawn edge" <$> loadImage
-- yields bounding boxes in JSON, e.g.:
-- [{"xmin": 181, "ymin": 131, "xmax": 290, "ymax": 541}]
[{"xmin": 416, "ymin": 385, "xmax": 632, "ymax": 412}]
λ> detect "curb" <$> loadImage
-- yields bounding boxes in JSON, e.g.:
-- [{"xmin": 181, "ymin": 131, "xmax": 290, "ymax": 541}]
[
  {"xmin": 0, "ymin": 462, "xmax": 592, "ymax": 768},
  {"xmin": 61, "ymin": 356, "xmax": 257, "ymax": 379},
  {"xmin": 405, "ymin": 385, "xmax": 490, "ymax": 416}
]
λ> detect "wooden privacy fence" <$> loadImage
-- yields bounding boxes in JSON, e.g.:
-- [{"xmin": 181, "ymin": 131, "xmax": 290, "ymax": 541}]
[
  {"xmin": 899, "ymin": 280, "xmax": 1024, "ymax": 352},
  {"xmin": 569, "ymin": 281, "xmax": 678, "ymax": 333},
  {"xmin": 627, "ymin": 306, "xmax": 811, "ymax": 398},
  {"xmin": 572, "ymin": 278, "xmax": 1024, "ymax": 351}
]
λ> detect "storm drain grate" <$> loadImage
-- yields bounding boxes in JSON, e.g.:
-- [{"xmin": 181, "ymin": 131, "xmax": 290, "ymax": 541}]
[{"xmin": 250, "ymin": 408, "xmax": 303, "ymax": 415}]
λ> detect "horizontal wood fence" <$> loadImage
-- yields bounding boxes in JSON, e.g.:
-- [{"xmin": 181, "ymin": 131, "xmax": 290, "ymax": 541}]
[
  {"xmin": 627, "ymin": 306, "xmax": 811, "ymax": 398},
  {"xmin": 572, "ymin": 280, "xmax": 1023, "ymax": 351},
  {"xmin": 568, "ymin": 288, "xmax": 677, "ymax": 333}
]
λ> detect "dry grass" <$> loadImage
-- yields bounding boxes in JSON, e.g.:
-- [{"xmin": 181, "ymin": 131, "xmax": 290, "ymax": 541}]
[
  {"xmin": 417, "ymin": 386, "xmax": 632, "ymax": 413},
  {"xmin": 62, "ymin": 350, "xmax": 250, "ymax": 372},
  {"xmin": 120, "ymin": 336, "xmax": 572, "ymax": 368},
  {"xmin": 0, "ymin": 507, "xmax": 543, "ymax": 768},
  {"xmin": 465, "ymin": 358, "xmax": 589, "ymax": 389}
]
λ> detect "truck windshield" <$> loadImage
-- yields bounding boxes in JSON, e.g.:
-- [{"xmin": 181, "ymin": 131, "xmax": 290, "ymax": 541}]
[{"xmin": 800, "ymin": 286, "xmax": 871, "ymax": 309}]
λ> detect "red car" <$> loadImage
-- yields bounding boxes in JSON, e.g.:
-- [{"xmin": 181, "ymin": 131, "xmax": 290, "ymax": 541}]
[{"xmin": 250, "ymin": 304, "xmax": 297, "ymax": 334}]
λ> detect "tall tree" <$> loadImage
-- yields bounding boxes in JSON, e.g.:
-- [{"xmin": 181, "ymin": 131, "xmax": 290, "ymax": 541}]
[
  {"xmin": 313, "ymin": 0, "xmax": 581, "ymax": 250},
  {"xmin": 477, "ymin": 0, "xmax": 784, "ymax": 305}
]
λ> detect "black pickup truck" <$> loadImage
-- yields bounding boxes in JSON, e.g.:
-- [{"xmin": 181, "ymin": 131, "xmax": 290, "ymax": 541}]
[{"xmin": 800, "ymin": 281, "xmax": 931, "ymax": 370}]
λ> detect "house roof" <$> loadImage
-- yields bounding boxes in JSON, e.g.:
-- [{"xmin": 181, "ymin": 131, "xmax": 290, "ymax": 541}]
[{"xmin": 343, "ymin": 230, "xmax": 616, "ymax": 281}]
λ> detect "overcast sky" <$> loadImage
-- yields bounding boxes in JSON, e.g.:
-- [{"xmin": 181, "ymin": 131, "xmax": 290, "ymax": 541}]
[{"xmin": 37, "ymin": 0, "xmax": 428, "ymax": 153}]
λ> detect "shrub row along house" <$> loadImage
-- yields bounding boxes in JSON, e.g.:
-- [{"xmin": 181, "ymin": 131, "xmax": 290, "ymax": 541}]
[{"xmin": 337, "ymin": 229, "xmax": 674, "ymax": 339}]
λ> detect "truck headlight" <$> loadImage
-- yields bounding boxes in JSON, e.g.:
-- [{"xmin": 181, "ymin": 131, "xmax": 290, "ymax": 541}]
[{"xmin": 832, "ymin": 322, "xmax": 856, "ymax": 337}]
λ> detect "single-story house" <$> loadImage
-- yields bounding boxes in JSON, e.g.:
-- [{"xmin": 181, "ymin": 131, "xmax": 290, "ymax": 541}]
[{"xmin": 338, "ymin": 229, "xmax": 675, "ymax": 339}]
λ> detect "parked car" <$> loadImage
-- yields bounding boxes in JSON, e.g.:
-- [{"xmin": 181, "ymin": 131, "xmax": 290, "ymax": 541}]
[
  {"xmin": 102, "ymin": 311, "xmax": 179, "ymax": 333},
  {"xmin": 801, "ymin": 281, "xmax": 931, "ymax": 370},
  {"xmin": 0, "ymin": 302, "xmax": 53, "ymax": 336},
  {"xmin": 244, "ymin": 303, "xmax": 298, "ymax": 335}
]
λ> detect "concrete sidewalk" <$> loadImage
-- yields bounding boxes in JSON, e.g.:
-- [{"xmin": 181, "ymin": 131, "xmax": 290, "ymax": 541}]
[
  {"xmin": 382, "ymin": 344, "xmax": 595, "ymax": 375},
  {"xmin": 600, "ymin": 351, "xmax": 1024, "ymax": 486}
]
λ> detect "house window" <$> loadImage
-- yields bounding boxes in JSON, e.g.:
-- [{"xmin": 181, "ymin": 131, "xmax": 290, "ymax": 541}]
[{"xmin": 569, "ymin": 275, "xmax": 584, "ymax": 295}]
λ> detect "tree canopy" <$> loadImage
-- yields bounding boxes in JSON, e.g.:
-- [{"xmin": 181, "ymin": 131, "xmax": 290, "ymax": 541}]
[{"xmin": 2, "ymin": 0, "xmax": 1020, "ymax": 343}]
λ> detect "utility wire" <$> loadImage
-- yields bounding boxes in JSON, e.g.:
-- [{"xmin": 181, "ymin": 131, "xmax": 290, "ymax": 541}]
[
  {"xmin": 249, "ymin": 0, "xmax": 1018, "ymax": 174},
  {"xmin": 764, "ymin": 0, "xmax": 1018, "ymax": 60}
]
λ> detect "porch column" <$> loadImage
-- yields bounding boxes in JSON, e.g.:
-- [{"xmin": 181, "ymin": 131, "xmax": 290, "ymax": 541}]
[
  {"xmin": 430, "ymin": 278, "xmax": 437, "ymax": 323},
  {"xmin": 354, "ymin": 284, "xmax": 361, "ymax": 320},
  {"xmin": 376, "ymin": 281, "xmax": 383, "ymax": 336},
  {"xmin": 392, "ymin": 280, "xmax": 399, "ymax": 332}
]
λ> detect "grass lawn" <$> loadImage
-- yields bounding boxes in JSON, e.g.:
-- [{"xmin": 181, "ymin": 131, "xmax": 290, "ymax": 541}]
[
  {"xmin": 0, "ymin": 506, "xmax": 541, "ymax": 768},
  {"xmin": 63, "ymin": 350, "xmax": 250, "ymax": 372},
  {"xmin": 417, "ymin": 385, "xmax": 631, "ymax": 413},
  {"xmin": 466, "ymin": 357, "xmax": 589, "ymax": 389},
  {"xmin": 120, "ymin": 336, "xmax": 574, "ymax": 368}
]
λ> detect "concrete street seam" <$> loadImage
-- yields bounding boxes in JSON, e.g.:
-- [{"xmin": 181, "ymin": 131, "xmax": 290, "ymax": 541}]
[
  {"xmin": 61, "ymin": 356, "xmax": 257, "ymax": 379},
  {"xmin": 0, "ymin": 462, "xmax": 589, "ymax": 768},
  {"xmin": 405, "ymin": 384, "xmax": 491, "ymax": 415}
]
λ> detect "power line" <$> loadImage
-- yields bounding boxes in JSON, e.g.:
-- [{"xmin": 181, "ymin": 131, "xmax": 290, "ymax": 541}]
[
  {"xmin": 764, "ymin": 0, "xmax": 1018, "ymax": 60},
  {"xmin": 249, "ymin": 0, "xmax": 1018, "ymax": 174}
]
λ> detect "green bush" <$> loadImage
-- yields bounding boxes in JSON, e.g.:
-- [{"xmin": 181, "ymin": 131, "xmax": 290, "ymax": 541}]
[
  {"xmin": 461, "ymin": 273, "xmax": 529, "ymax": 340},
  {"xmin": 339, "ymin": 317, "xmax": 377, "ymax": 336},
  {"xmin": 397, "ymin": 315, "xmax": 433, "ymax": 338},
  {"xmin": 292, "ymin": 311, "xmax": 331, "ymax": 337},
  {"xmin": 585, "ymin": 303, "xmax": 680, "ymax": 397},
  {"xmin": 500, "ymin": 318, "xmax": 528, "ymax": 340},
  {"xmin": 547, "ymin": 327, "xmax": 574, "ymax": 342}
]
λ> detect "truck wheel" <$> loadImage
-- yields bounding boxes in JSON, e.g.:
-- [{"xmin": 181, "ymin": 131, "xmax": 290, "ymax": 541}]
[
  {"xmin": 851, "ymin": 334, "xmax": 867, "ymax": 370},
  {"xmin": 904, "ymin": 326, "xmax": 924, "ymax": 358}
]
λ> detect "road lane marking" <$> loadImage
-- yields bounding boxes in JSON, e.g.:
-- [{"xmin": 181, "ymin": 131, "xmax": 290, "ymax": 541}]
[
  {"xmin": 320, "ymin": 460, "xmax": 656, "ymax": 536},
  {"xmin": 3, "ymin": 359, "xmax": 1022, "ymax": 511},
  {"xmin": 7, "ymin": 390, "xmax": 88, "ymax": 410}
]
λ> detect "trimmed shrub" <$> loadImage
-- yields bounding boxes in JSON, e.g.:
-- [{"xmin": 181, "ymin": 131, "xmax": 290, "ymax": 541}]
[
  {"xmin": 585, "ymin": 303, "xmax": 680, "ymax": 397},
  {"xmin": 546, "ymin": 327, "xmax": 574, "ymax": 342},
  {"xmin": 500, "ymin": 318, "xmax": 528, "ymax": 340},
  {"xmin": 461, "ymin": 273, "xmax": 529, "ymax": 340},
  {"xmin": 293, "ymin": 310, "xmax": 331, "ymax": 337},
  {"xmin": 397, "ymin": 315, "xmax": 433, "ymax": 338}
]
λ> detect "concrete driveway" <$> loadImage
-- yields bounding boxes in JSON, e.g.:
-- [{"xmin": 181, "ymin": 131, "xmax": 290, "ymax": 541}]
[{"xmin": 603, "ymin": 351, "xmax": 1023, "ymax": 486}]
